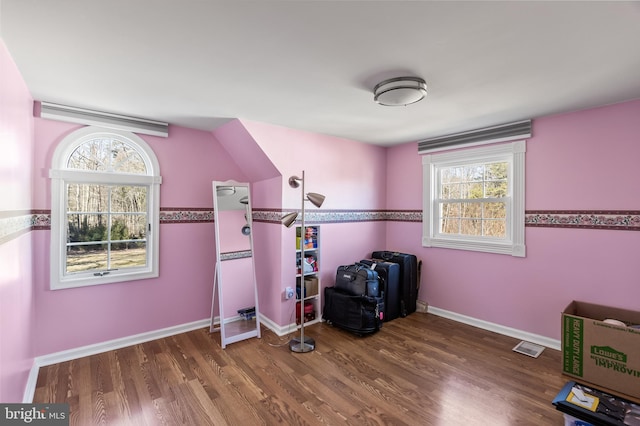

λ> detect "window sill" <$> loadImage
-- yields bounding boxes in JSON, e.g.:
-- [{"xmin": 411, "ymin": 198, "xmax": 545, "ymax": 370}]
[
  {"xmin": 51, "ymin": 270, "xmax": 158, "ymax": 290},
  {"xmin": 422, "ymin": 236, "xmax": 526, "ymax": 257}
]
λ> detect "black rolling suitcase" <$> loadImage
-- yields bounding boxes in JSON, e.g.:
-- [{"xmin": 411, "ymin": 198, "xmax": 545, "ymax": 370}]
[
  {"xmin": 358, "ymin": 259, "xmax": 401, "ymax": 322},
  {"xmin": 371, "ymin": 251, "xmax": 421, "ymax": 317},
  {"xmin": 323, "ymin": 286, "xmax": 384, "ymax": 335}
]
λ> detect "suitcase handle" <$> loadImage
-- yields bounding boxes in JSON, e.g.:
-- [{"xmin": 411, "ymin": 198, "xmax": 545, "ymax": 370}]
[{"xmin": 379, "ymin": 252, "xmax": 393, "ymax": 261}]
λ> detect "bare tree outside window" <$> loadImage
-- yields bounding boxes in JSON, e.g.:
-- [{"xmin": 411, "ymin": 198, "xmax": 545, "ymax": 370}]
[
  {"xmin": 439, "ymin": 162, "xmax": 508, "ymax": 238},
  {"xmin": 65, "ymin": 138, "xmax": 149, "ymax": 274}
]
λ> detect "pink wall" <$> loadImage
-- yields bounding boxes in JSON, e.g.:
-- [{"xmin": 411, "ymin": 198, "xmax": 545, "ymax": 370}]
[
  {"xmin": 0, "ymin": 40, "xmax": 35, "ymax": 402},
  {"xmin": 31, "ymin": 121, "xmax": 248, "ymax": 355},
  {"xmin": 386, "ymin": 99, "xmax": 640, "ymax": 340},
  {"xmin": 226, "ymin": 120, "xmax": 389, "ymax": 327},
  {"xmin": 250, "ymin": 176, "xmax": 284, "ymax": 324},
  {"xmin": 213, "ymin": 120, "xmax": 280, "ymax": 183},
  {"xmin": 241, "ymin": 120, "xmax": 388, "ymax": 210}
]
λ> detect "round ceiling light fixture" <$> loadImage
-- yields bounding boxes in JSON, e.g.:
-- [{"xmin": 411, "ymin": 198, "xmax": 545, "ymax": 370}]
[{"xmin": 373, "ymin": 76, "xmax": 427, "ymax": 106}]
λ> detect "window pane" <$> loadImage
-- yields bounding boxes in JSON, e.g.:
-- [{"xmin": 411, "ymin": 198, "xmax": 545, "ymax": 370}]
[
  {"xmin": 67, "ymin": 184, "xmax": 109, "ymax": 213},
  {"xmin": 484, "ymin": 219, "xmax": 506, "ymax": 238},
  {"xmin": 485, "ymin": 181, "xmax": 507, "ymax": 198},
  {"xmin": 483, "ymin": 202, "xmax": 506, "ymax": 219},
  {"xmin": 462, "ymin": 182, "xmax": 483, "ymax": 199},
  {"xmin": 111, "ymin": 185, "xmax": 147, "ymax": 213},
  {"xmin": 110, "ymin": 214, "xmax": 147, "ymax": 241},
  {"xmin": 66, "ymin": 244, "xmax": 108, "ymax": 273},
  {"xmin": 441, "ymin": 218, "xmax": 460, "ymax": 234},
  {"xmin": 110, "ymin": 140, "xmax": 147, "ymax": 174},
  {"xmin": 67, "ymin": 137, "xmax": 147, "ymax": 174},
  {"xmin": 437, "ymin": 162, "xmax": 510, "ymax": 238},
  {"xmin": 461, "ymin": 203, "xmax": 481, "ymax": 218},
  {"xmin": 111, "ymin": 242, "xmax": 147, "ymax": 269},
  {"xmin": 441, "ymin": 167, "xmax": 461, "ymax": 184},
  {"xmin": 466, "ymin": 165, "xmax": 484, "ymax": 182},
  {"xmin": 68, "ymin": 138, "xmax": 110, "ymax": 171},
  {"xmin": 67, "ymin": 214, "xmax": 107, "ymax": 243},
  {"xmin": 485, "ymin": 162, "xmax": 508, "ymax": 180},
  {"xmin": 65, "ymin": 184, "xmax": 149, "ymax": 275},
  {"xmin": 460, "ymin": 219, "xmax": 482, "ymax": 236},
  {"xmin": 441, "ymin": 202, "xmax": 460, "ymax": 217},
  {"xmin": 441, "ymin": 183, "xmax": 460, "ymax": 199}
]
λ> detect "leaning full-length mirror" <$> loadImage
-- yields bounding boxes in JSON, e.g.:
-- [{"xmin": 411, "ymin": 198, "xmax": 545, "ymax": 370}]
[{"xmin": 210, "ymin": 180, "xmax": 260, "ymax": 348}]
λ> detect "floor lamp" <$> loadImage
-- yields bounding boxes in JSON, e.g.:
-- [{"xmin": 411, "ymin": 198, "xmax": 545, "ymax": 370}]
[{"xmin": 281, "ymin": 170, "xmax": 325, "ymax": 353}]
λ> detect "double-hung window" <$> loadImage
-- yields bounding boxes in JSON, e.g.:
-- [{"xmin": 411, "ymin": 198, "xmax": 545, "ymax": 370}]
[
  {"xmin": 422, "ymin": 141, "xmax": 526, "ymax": 257},
  {"xmin": 50, "ymin": 127, "xmax": 161, "ymax": 289}
]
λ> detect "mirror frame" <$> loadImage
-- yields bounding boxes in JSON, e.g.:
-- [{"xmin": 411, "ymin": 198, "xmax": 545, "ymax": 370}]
[{"xmin": 210, "ymin": 180, "xmax": 261, "ymax": 348}]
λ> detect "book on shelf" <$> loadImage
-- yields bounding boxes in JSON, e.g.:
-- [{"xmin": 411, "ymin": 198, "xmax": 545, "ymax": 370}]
[{"xmin": 296, "ymin": 226, "xmax": 318, "ymax": 250}]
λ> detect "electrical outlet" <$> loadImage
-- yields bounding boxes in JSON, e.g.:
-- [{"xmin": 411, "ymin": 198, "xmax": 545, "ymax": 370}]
[{"xmin": 285, "ymin": 286, "xmax": 294, "ymax": 300}]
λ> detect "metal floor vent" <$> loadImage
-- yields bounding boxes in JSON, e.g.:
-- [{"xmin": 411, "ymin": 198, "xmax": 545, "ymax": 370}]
[{"xmin": 512, "ymin": 341, "xmax": 545, "ymax": 358}]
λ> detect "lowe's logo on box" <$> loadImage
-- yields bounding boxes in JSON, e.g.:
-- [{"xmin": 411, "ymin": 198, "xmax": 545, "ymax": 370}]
[
  {"xmin": 591, "ymin": 345, "xmax": 627, "ymax": 363},
  {"xmin": 590, "ymin": 345, "xmax": 640, "ymax": 378},
  {"xmin": 1, "ymin": 404, "xmax": 68, "ymax": 425}
]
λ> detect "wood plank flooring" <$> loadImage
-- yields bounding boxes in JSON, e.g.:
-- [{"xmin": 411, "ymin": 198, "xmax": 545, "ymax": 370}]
[{"xmin": 34, "ymin": 313, "xmax": 569, "ymax": 425}]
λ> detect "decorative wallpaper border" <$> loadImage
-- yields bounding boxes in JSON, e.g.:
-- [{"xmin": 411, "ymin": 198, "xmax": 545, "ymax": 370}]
[
  {"xmin": 0, "ymin": 210, "xmax": 50, "ymax": 245},
  {"xmin": 524, "ymin": 210, "xmax": 640, "ymax": 231},
  {"xmin": 159, "ymin": 207, "xmax": 214, "ymax": 223},
  {"xmin": 252, "ymin": 209, "xmax": 421, "ymax": 224},
  {"xmin": 3, "ymin": 209, "xmax": 639, "ymax": 245},
  {"xmin": 220, "ymin": 250, "xmax": 252, "ymax": 261}
]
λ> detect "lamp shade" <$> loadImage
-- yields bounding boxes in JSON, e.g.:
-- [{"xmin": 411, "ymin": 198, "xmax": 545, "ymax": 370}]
[
  {"xmin": 373, "ymin": 76, "xmax": 427, "ymax": 106},
  {"xmin": 306, "ymin": 192, "xmax": 325, "ymax": 208},
  {"xmin": 281, "ymin": 212, "xmax": 298, "ymax": 228},
  {"xmin": 288, "ymin": 176, "xmax": 301, "ymax": 188}
]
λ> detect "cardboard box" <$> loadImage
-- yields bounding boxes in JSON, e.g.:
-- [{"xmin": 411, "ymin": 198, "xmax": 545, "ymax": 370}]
[
  {"xmin": 562, "ymin": 301, "xmax": 640, "ymax": 400},
  {"xmin": 304, "ymin": 277, "xmax": 318, "ymax": 297}
]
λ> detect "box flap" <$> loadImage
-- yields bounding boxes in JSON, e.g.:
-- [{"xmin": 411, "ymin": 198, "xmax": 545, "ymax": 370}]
[{"xmin": 564, "ymin": 300, "xmax": 640, "ymax": 325}]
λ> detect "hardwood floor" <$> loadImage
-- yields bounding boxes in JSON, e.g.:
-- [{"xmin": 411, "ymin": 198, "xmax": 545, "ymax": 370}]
[{"xmin": 34, "ymin": 313, "xmax": 569, "ymax": 425}]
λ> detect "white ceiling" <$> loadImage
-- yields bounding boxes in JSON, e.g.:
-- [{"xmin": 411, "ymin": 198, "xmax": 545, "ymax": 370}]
[{"xmin": 1, "ymin": 1, "xmax": 639, "ymax": 146}]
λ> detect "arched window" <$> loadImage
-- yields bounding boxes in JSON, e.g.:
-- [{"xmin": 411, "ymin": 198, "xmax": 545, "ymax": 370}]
[{"xmin": 49, "ymin": 127, "xmax": 161, "ymax": 289}]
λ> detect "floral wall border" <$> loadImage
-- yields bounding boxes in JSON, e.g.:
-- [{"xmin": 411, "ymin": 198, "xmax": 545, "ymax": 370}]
[
  {"xmin": 0, "ymin": 210, "xmax": 50, "ymax": 245},
  {"xmin": 220, "ymin": 250, "xmax": 252, "ymax": 261},
  {"xmin": 524, "ymin": 210, "xmax": 640, "ymax": 231},
  {"xmin": 3, "ymin": 208, "xmax": 638, "ymax": 246},
  {"xmin": 159, "ymin": 207, "xmax": 214, "ymax": 224},
  {"xmin": 251, "ymin": 209, "xmax": 422, "ymax": 224}
]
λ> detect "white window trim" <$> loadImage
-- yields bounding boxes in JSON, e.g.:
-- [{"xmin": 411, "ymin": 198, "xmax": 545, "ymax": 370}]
[
  {"xmin": 49, "ymin": 126, "xmax": 162, "ymax": 290},
  {"xmin": 422, "ymin": 140, "xmax": 526, "ymax": 257}
]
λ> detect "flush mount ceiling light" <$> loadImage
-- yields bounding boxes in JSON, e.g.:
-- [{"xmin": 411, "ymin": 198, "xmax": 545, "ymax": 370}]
[
  {"xmin": 216, "ymin": 186, "xmax": 235, "ymax": 196},
  {"xmin": 373, "ymin": 76, "xmax": 427, "ymax": 106}
]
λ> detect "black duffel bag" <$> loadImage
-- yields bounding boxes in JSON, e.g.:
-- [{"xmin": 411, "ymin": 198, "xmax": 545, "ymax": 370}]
[{"xmin": 335, "ymin": 264, "xmax": 379, "ymax": 297}]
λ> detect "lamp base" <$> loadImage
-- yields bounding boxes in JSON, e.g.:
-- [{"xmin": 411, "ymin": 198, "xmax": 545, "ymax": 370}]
[{"xmin": 289, "ymin": 335, "xmax": 315, "ymax": 353}]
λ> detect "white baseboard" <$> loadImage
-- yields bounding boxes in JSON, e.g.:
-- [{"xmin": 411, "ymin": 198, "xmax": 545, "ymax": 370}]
[
  {"xmin": 24, "ymin": 318, "xmax": 213, "ymax": 402},
  {"xmin": 24, "ymin": 313, "xmax": 291, "ymax": 402},
  {"xmin": 24, "ymin": 308, "xmax": 558, "ymax": 402},
  {"xmin": 22, "ymin": 363, "xmax": 41, "ymax": 403},
  {"xmin": 35, "ymin": 318, "xmax": 213, "ymax": 368},
  {"xmin": 258, "ymin": 314, "xmax": 297, "ymax": 336},
  {"xmin": 427, "ymin": 306, "xmax": 561, "ymax": 351}
]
